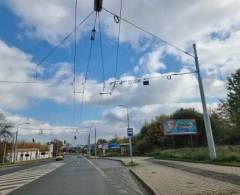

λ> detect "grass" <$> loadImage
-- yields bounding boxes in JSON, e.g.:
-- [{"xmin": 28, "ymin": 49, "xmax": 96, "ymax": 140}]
[
  {"xmin": 126, "ymin": 161, "xmax": 139, "ymax": 167},
  {"xmin": 147, "ymin": 145, "xmax": 240, "ymax": 166}
]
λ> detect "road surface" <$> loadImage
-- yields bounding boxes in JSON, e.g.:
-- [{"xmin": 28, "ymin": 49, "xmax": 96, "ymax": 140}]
[{"xmin": 0, "ymin": 155, "xmax": 148, "ymax": 195}]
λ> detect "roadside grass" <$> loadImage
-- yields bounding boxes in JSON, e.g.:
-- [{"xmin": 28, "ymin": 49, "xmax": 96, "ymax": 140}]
[
  {"xmin": 126, "ymin": 161, "xmax": 139, "ymax": 167},
  {"xmin": 148, "ymin": 145, "xmax": 240, "ymax": 166}
]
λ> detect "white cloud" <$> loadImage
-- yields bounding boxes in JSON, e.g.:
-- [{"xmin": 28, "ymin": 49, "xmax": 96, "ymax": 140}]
[
  {"xmin": 135, "ymin": 47, "xmax": 166, "ymax": 73},
  {"xmin": 2, "ymin": 0, "xmax": 240, "ymax": 141}
]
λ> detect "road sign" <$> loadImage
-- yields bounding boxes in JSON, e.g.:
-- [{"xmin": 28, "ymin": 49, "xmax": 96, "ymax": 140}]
[
  {"xmin": 163, "ymin": 119, "xmax": 197, "ymax": 135},
  {"xmin": 127, "ymin": 128, "xmax": 133, "ymax": 137},
  {"xmin": 109, "ymin": 143, "xmax": 120, "ymax": 149}
]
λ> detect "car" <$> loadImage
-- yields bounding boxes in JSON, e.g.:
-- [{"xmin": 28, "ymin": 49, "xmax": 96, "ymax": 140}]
[{"xmin": 55, "ymin": 154, "xmax": 64, "ymax": 161}]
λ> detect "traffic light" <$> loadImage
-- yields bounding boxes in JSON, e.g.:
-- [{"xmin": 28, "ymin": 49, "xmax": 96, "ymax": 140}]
[
  {"xmin": 32, "ymin": 138, "xmax": 35, "ymax": 143},
  {"xmin": 64, "ymin": 140, "xmax": 66, "ymax": 144},
  {"xmin": 74, "ymin": 136, "xmax": 77, "ymax": 140},
  {"xmin": 143, "ymin": 80, "xmax": 149, "ymax": 86}
]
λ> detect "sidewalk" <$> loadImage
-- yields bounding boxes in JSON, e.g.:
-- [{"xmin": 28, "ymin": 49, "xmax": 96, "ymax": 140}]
[{"xmin": 107, "ymin": 157, "xmax": 240, "ymax": 195}]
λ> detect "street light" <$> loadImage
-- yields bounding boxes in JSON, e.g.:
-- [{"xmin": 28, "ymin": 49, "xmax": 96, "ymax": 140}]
[{"xmin": 118, "ymin": 104, "xmax": 133, "ymax": 163}]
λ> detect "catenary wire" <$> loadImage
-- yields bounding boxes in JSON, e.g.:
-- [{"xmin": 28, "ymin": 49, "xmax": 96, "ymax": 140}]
[
  {"xmin": 35, "ymin": 11, "xmax": 94, "ymax": 79},
  {"xmin": 78, "ymin": 13, "xmax": 98, "ymax": 126},
  {"xmin": 97, "ymin": 13, "xmax": 106, "ymax": 91},
  {"xmin": 114, "ymin": 0, "xmax": 123, "ymax": 80},
  {"xmin": 73, "ymin": 0, "xmax": 78, "ymax": 126},
  {"xmin": 103, "ymin": 7, "xmax": 194, "ymax": 58}
]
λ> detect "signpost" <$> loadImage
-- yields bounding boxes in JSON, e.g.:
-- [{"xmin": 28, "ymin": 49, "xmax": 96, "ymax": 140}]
[
  {"xmin": 127, "ymin": 128, "xmax": 133, "ymax": 137},
  {"xmin": 127, "ymin": 128, "xmax": 133, "ymax": 163}
]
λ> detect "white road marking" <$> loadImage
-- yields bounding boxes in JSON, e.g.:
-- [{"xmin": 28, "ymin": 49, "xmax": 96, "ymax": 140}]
[{"xmin": 0, "ymin": 162, "xmax": 65, "ymax": 195}]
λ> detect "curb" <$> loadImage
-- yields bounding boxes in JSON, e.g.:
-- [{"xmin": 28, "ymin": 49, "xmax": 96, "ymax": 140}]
[
  {"xmin": 101, "ymin": 157, "xmax": 158, "ymax": 195},
  {"xmin": 129, "ymin": 169, "xmax": 158, "ymax": 195}
]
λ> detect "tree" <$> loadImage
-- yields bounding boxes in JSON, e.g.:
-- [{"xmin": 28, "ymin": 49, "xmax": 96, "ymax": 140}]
[
  {"xmin": 227, "ymin": 69, "xmax": 240, "ymax": 128},
  {"xmin": 0, "ymin": 113, "xmax": 13, "ymax": 135}
]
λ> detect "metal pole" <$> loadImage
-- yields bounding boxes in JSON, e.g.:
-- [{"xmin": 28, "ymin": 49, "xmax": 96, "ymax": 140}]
[
  {"xmin": 88, "ymin": 132, "xmax": 90, "ymax": 156},
  {"xmin": 3, "ymin": 142, "xmax": 7, "ymax": 164},
  {"xmin": 13, "ymin": 130, "xmax": 18, "ymax": 163},
  {"xmin": 193, "ymin": 43, "xmax": 216, "ymax": 160},
  {"xmin": 126, "ymin": 108, "xmax": 133, "ymax": 163},
  {"xmin": 11, "ymin": 136, "xmax": 15, "ymax": 163},
  {"xmin": 94, "ymin": 128, "xmax": 97, "ymax": 158}
]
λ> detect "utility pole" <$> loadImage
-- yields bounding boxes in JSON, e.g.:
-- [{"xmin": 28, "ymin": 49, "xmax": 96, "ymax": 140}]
[
  {"xmin": 13, "ymin": 130, "xmax": 18, "ymax": 163},
  {"xmin": 127, "ymin": 109, "xmax": 133, "ymax": 163},
  {"xmin": 94, "ymin": 128, "xmax": 97, "ymax": 158},
  {"xmin": 193, "ymin": 43, "xmax": 216, "ymax": 160},
  {"xmin": 88, "ymin": 132, "xmax": 90, "ymax": 156},
  {"xmin": 119, "ymin": 105, "xmax": 133, "ymax": 163},
  {"xmin": 2, "ymin": 142, "xmax": 7, "ymax": 164}
]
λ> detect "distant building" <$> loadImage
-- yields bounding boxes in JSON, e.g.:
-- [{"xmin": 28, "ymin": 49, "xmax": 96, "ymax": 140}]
[{"xmin": 8, "ymin": 144, "xmax": 53, "ymax": 162}]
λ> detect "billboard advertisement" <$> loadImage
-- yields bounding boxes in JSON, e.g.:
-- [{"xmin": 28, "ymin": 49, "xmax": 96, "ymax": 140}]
[{"xmin": 163, "ymin": 119, "xmax": 197, "ymax": 135}]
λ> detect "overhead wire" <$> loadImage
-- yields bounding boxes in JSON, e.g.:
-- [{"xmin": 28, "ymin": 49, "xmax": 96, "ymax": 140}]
[
  {"xmin": 35, "ymin": 11, "xmax": 94, "ymax": 79},
  {"xmin": 78, "ymin": 12, "xmax": 98, "ymax": 126},
  {"xmin": 97, "ymin": 13, "xmax": 106, "ymax": 91},
  {"xmin": 73, "ymin": 0, "xmax": 78, "ymax": 127},
  {"xmin": 109, "ymin": 70, "xmax": 198, "ymax": 87},
  {"xmin": 102, "ymin": 7, "xmax": 194, "ymax": 58},
  {"xmin": 3, "ymin": 11, "xmax": 94, "ymax": 100},
  {"xmin": 111, "ymin": 0, "xmax": 123, "ymax": 93}
]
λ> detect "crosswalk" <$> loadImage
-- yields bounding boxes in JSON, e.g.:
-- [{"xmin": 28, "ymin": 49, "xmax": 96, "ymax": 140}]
[{"xmin": 0, "ymin": 162, "xmax": 65, "ymax": 195}]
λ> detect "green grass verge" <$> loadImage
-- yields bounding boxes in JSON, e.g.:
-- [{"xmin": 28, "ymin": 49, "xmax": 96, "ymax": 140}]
[
  {"xmin": 126, "ymin": 161, "xmax": 139, "ymax": 167},
  {"xmin": 147, "ymin": 145, "xmax": 240, "ymax": 166}
]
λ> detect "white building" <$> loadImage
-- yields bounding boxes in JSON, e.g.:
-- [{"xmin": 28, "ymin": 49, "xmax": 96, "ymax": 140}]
[{"xmin": 9, "ymin": 144, "xmax": 53, "ymax": 162}]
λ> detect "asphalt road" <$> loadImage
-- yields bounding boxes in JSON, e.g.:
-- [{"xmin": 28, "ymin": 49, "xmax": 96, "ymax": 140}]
[{"xmin": 0, "ymin": 155, "xmax": 148, "ymax": 195}]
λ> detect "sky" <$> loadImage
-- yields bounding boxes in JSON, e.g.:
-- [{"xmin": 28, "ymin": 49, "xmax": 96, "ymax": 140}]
[{"xmin": 0, "ymin": 0, "xmax": 240, "ymax": 145}]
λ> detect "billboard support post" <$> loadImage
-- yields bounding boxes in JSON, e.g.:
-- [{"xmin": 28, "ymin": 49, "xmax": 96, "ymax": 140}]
[
  {"xmin": 190, "ymin": 135, "xmax": 193, "ymax": 148},
  {"xmin": 193, "ymin": 44, "xmax": 216, "ymax": 160}
]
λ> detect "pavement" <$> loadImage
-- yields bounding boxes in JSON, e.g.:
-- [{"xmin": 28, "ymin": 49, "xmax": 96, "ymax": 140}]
[
  {"xmin": 0, "ymin": 155, "xmax": 149, "ymax": 195},
  {"xmin": 108, "ymin": 157, "xmax": 240, "ymax": 195}
]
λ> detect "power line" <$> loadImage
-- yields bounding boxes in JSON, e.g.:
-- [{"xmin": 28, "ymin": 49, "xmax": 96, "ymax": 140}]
[
  {"xmin": 109, "ymin": 70, "xmax": 197, "ymax": 87},
  {"xmin": 102, "ymin": 7, "xmax": 194, "ymax": 58},
  {"xmin": 114, "ymin": 0, "xmax": 123, "ymax": 79},
  {"xmin": 0, "ymin": 81, "xmax": 37, "ymax": 84},
  {"xmin": 73, "ymin": 0, "xmax": 78, "ymax": 126},
  {"xmin": 35, "ymin": 11, "xmax": 94, "ymax": 79},
  {"xmin": 78, "ymin": 13, "xmax": 98, "ymax": 126},
  {"xmin": 97, "ymin": 13, "xmax": 106, "ymax": 91}
]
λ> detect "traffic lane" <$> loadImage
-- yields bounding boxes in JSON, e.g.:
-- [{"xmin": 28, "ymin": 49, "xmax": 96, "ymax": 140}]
[
  {"xmin": 0, "ymin": 158, "xmax": 55, "ymax": 176},
  {"xmin": 8, "ymin": 155, "xmax": 126, "ymax": 195},
  {"xmin": 91, "ymin": 158, "xmax": 149, "ymax": 195}
]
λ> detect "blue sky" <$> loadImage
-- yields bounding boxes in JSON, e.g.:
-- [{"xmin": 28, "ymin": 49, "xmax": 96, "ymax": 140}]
[{"xmin": 0, "ymin": 0, "xmax": 239, "ymax": 144}]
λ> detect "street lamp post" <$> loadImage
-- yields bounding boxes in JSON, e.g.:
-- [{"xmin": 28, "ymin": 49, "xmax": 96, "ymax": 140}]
[
  {"xmin": 13, "ymin": 122, "xmax": 30, "ymax": 163},
  {"xmin": 119, "ymin": 105, "xmax": 133, "ymax": 163}
]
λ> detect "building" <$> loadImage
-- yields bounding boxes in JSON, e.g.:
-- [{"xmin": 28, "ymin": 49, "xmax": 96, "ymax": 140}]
[{"xmin": 8, "ymin": 144, "xmax": 53, "ymax": 162}]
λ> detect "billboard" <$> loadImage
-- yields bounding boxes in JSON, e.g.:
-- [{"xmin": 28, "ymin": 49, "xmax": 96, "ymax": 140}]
[
  {"xmin": 109, "ymin": 143, "xmax": 120, "ymax": 149},
  {"xmin": 163, "ymin": 119, "xmax": 197, "ymax": 135}
]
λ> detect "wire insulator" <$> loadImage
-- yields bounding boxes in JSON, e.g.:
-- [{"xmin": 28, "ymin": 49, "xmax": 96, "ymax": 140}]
[
  {"xmin": 114, "ymin": 15, "xmax": 120, "ymax": 23},
  {"xmin": 167, "ymin": 75, "xmax": 172, "ymax": 80},
  {"xmin": 94, "ymin": 0, "xmax": 103, "ymax": 12},
  {"xmin": 91, "ymin": 29, "xmax": 96, "ymax": 40}
]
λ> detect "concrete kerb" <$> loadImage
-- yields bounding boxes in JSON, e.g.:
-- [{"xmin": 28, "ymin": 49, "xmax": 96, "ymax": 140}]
[{"xmin": 100, "ymin": 157, "xmax": 158, "ymax": 195}]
